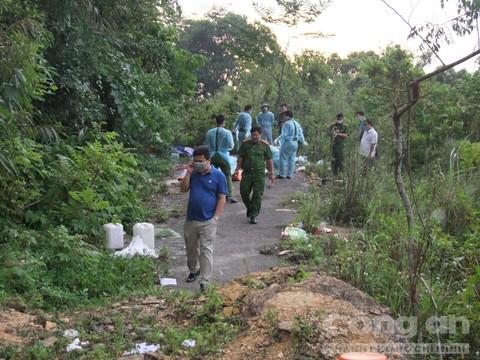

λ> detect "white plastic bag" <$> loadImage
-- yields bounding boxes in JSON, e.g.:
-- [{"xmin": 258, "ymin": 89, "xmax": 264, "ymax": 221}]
[{"xmin": 114, "ymin": 235, "xmax": 156, "ymax": 258}]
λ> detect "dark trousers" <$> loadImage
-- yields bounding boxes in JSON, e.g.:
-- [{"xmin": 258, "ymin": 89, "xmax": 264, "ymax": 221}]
[{"xmin": 331, "ymin": 145, "xmax": 344, "ymax": 176}]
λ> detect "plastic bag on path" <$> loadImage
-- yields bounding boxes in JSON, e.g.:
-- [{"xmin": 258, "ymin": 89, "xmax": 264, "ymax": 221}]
[
  {"xmin": 281, "ymin": 226, "xmax": 308, "ymax": 241},
  {"xmin": 114, "ymin": 235, "xmax": 156, "ymax": 258}
]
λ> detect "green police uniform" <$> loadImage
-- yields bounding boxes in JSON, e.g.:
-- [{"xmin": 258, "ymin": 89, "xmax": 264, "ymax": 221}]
[
  {"xmin": 238, "ymin": 140, "xmax": 273, "ymax": 218},
  {"xmin": 329, "ymin": 122, "xmax": 349, "ymax": 176}
]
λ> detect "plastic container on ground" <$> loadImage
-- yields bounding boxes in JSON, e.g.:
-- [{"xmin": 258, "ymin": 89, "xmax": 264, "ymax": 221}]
[
  {"xmin": 103, "ymin": 223, "xmax": 124, "ymax": 249},
  {"xmin": 133, "ymin": 222, "xmax": 155, "ymax": 249}
]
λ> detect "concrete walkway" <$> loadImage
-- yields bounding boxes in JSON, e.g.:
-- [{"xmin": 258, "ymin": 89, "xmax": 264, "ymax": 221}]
[{"xmin": 158, "ymin": 173, "xmax": 309, "ymax": 291}]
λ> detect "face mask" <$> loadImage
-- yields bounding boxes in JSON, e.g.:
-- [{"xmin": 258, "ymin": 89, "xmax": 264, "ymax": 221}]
[
  {"xmin": 336, "ymin": 119, "xmax": 343, "ymax": 124},
  {"xmin": 194, "ymin": 161, "xmax": 206, "ymax": 173}
]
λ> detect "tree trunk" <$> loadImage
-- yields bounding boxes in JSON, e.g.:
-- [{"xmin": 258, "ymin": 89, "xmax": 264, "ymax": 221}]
[{"xmin": 393, "ymin": 109, "xmax": 418, "ymax": 315}]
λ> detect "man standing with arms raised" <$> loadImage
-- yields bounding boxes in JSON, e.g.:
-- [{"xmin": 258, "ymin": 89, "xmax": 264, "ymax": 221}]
[
  {"xmin": 180, "ymin": 145, "xmax": 227, "ymax": 292},
  {"xmin": 206, "ymin": 114, "xmax": 238, "ymax": 203}
]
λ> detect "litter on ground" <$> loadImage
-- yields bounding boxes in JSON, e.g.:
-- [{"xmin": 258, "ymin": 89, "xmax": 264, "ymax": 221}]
[
  {"xmin": 159, "ymin": 277, "xmax": 177, "ymax": 286},
  {"xmin": 66, "ymin": 338, "xmax": 89, "ymax": 352},
  {"xmin": 63, "ymin": 329, "xmax": 79, "ymax": 339},
  {"xmin": 114, "ymin": 235, "xmax": 156, "ymax": 258},
  {"xmin": 123, "ymin": 342, "xmax": 161, "ymax": 355},
  {"xmin": 281, "ymin": 226, "xmax": 308, "ymax": 241},
  {"xmin": 181, "ymin": 339, "xmax": 196, "ymax": 349}
]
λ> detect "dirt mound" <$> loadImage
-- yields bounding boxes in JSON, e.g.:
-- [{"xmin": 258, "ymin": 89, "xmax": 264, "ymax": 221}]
[
  {"xmin": 0, "ymin": 308, "xmax": 55, "ymax": 345},
  {"xmin": 219, "ymin": 267, "xmax": 408, "ymax": 360},
  {"xmin": 0, "ymin": 268, "xmax": 408, "ymax": 359}
]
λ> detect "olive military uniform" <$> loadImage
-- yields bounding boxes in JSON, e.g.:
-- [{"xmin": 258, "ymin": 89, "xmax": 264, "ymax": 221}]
[
  {"xmin": 238, "ymin": 140, "xmax": 273, "ymax": 218},
  {"xmin": 329, "ymin": 122, "xmax": 349, "ymax": 176}
]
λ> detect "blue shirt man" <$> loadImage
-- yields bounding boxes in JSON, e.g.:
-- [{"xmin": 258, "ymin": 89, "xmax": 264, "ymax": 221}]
[
  {"xmin": 233, "ymin": 104, "xmax": 253, "ymax": 150},
  {"xmin": 278, "ymin": 111, "xmax": 305, "ymax": 179},
  {"xmin": 256, "ymin": 104, "xmax": 275, "ymax": 143},
  {"xmin": 186, "ymin": 166, "xmax": 227, "ymax": 221},
  {"xmin": 180, "ymin": 145, "xmax": 227, "ymax": 292}
]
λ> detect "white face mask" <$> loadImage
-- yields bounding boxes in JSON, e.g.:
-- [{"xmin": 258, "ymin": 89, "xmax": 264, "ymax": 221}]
[{"xmin": 336, "ymin": 119, "xmax": 343, "ymax": 124}]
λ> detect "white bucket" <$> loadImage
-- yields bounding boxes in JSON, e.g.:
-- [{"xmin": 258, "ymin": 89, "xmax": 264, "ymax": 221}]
[
  {"xmin": 133, "ymin": 222, "xmax": 155, "ymax": 250},
  {"xmin": 103, "ymin": 223, "xmax": 124, "ymax": 249}
]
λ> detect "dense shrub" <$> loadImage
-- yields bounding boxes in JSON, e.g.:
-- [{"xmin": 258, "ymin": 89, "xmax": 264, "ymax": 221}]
[
  {"xmin": 1, "ymin": 129, "xmax": 144, "ymax": 241},
  {"xmin": 0, "ymin": 226, "xmax": 158, "ymax": 310}
]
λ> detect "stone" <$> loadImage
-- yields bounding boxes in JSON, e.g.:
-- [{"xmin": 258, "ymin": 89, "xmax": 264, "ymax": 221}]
[
  {"xmin": 44, "ymin": 321, "xmax": 57, "ymax": 331},
  {"xmin": 278, "ymin": 320, "xmax": 295, "ymax": 332},
  {"xmin": 223, "ymin": 307, "xmax": 234, "ymax": 317},
  {"xmin": 40, "ymin": 336, "xmax": 57, "ymax": 347}
]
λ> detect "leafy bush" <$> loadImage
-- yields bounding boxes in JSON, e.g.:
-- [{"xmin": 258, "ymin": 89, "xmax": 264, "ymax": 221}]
[
  {"xmin": 458, "ymin": 141, "xmax": 480, "ymax": 171},
  {"xmin": 0, "ymin": 226, "xmax": 159, "ymax": 310},
  {"xmin": 1, "ymin": 129, "xmax": 144, "ymax": 242}
]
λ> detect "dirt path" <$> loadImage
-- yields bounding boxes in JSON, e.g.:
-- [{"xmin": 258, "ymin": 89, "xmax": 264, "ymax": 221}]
[{"xmin": 156, "ymin": 173, "xmax": 309, "ymax": 291}]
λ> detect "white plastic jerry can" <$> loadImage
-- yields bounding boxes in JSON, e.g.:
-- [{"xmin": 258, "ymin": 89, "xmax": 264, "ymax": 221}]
[
  {"xmin": 133, "ymin": 222, "xmax": 155, "ymax": 250},
  {"xmin": 103, "ymin": 223, "xmax": 124, "ymax": 249}
]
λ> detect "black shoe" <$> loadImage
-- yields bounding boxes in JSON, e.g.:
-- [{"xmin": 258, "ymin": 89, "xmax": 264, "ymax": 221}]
[
  {"xmin": 228, "ymin": 197, "xmax": 238, "ymax": 203},
  {"xmin": 200, "ymin": 283, "xmax": 208, "ymax": 293},
  {"xmin": 186, "ymin": 270, "xmax": 200, "ymax": 283},
  {"xmin": 286, "ymin": 176, "xmax": 291, "ymax": 179},
  {"xmin": 276, "ymin": 175, "xmax": 285, "ymax": 179},
  {"xmin": 250, "ymin": 217, "xmax": 258, "ymax": 224}
]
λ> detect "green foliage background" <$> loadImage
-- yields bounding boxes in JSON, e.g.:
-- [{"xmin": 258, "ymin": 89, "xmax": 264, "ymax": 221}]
[{"xmin": 0, "ymin": 0, "xmax": 479, "ymax": 357}]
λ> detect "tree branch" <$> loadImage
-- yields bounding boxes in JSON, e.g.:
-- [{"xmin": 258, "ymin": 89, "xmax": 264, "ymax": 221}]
[
  {"xmin": 411, "ymin": 48, "xmax": 480, "ymax": 85},
  {"xmin": 379, "ymin": 0, "xmax": 446, "ymax": 66}
]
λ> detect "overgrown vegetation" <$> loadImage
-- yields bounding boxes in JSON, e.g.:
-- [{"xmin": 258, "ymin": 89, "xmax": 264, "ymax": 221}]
[
  {"xmin": 282, "ymin": 156, "xmax": 480, "ymax": 352},
  {"xmin": 0, "ymin": 287, "xmax": 242, "ymax": 359},
  {"xmin": 1, "ymin": 0, "xmax": 480, "ymax": 357}
]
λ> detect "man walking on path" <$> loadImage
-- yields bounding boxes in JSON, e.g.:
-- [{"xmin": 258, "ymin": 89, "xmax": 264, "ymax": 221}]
[
  {"xmin": 234, "ymin": 126, "xmax": 275, "ymax": 224},
  {"xmin": 233, "ymin": 105, "xmax": 253, "ymax": 150},
  {"xmin": 278, "ymin": 110, "xmax": 305, "ymax": 179},
  {"xmin": 359, "ymin": 118, "xmax": 378, "ymax": 170},
  {"xmin": 206, "ymin": 115, "xmax": 238, "ymax": 203},
  {"xmin": 180, "ymin": 145, "xmax": 227, "ymax": 292},
  {"xmin": 256, "ymin": 104, "xmax": 275, "ymax": 144},
  {"xmin": 329, "ymin": 113, "xmax": 349, "ymax": 176}
]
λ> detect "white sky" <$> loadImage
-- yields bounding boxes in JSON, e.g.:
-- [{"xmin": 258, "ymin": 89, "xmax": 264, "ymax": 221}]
[{"xmin": 178, "ymin": 0, "xmax": 480, "ymax": 71}]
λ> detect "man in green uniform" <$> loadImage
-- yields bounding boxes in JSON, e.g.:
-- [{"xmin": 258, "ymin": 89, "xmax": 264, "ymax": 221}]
[
  {"xmin": 234, "ymin": 126, "xmax": 275, "ymax": 224},
  {"xmin": 329, "ymin": 113, "xmax": 349, "ymax": 176}
]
